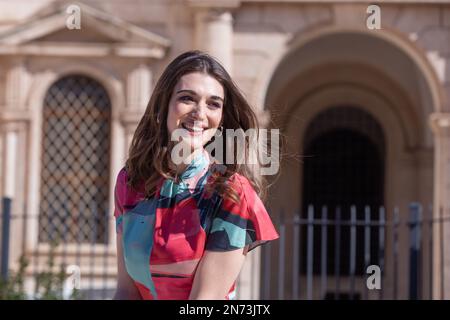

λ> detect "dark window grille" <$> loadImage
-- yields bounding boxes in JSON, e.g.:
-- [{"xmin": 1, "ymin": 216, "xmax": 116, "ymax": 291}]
[
  {"xmin": 38, "ymin": 75, "xmax": 112, "ymax": 244},
  {"xmin": 301, "ymin": 107, "xmax": 385, "ymax": 276}
]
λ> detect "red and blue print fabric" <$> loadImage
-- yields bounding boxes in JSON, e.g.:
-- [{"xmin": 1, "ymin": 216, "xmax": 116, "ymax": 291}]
[{"xmin": 114, "ymin": 149, "xmax": 279, "ymax": 300}]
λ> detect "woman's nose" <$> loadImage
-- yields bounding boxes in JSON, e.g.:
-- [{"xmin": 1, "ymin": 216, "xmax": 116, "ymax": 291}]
[{"xmin": 192, "ymin": 100, "xmax": 207, "ymax": 119}]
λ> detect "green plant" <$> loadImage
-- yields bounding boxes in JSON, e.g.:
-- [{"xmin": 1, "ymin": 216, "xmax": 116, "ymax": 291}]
[
  {"xmin": 0, "ymin": 241, "xmax": 84, "ymax": 300},
  {"xmin": 0, "ymin": 254, "xmax": 29, "ymax": 300}
]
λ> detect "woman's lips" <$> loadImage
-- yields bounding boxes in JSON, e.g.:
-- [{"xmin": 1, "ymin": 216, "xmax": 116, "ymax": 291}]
[{"xmin": 181, "ymin": 123, "xmax": 205, "ymax": 136}]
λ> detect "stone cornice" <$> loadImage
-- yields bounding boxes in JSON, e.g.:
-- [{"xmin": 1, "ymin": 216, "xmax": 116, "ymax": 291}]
[
  {"xmin": 187, "ymin": 0, "xmax": 450, "ymax": 6},
  {"xmin": 187, "ymin": 0, "xmax": 242, "ymax": 9},
  {"xmin": 0, "ymin": 109, "xmax": 32, "ymax": 123},
  {"xmin": 0, "ymin": 110, "xmax": 30, "ymax": 133},
  {"xmin": 249, "ymin": 0, "xmax": 450, "ymax": 3},
  {"xmin": 0, "ymin": 42, "xmax": 167, "ymax": 58}
]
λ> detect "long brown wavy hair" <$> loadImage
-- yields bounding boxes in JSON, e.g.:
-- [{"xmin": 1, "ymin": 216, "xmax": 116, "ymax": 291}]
[{"xmin": 125, "ymin": 50, "xmax": 266, "ymax": 202}]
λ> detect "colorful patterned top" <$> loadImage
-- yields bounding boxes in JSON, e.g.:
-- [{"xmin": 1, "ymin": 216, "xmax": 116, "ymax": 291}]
[{"xmin": 114, "ymin": 149, "xmax": 279, "ymax": 300}]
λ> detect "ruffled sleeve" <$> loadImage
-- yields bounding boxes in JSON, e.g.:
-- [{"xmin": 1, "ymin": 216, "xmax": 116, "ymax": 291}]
[
  {"xmin": 205, "ymin": 174, "xmax": 279, "ymax": 253},
  {"xmin": 113, "ymin": 167, "xmax": 128, "ymax": 235}
]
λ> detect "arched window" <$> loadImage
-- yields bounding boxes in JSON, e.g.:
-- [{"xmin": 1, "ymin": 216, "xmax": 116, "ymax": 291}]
[
  {"xmin": 301, "ymin": 107, "xmax": 385, "ymax": 281},
  {"xmin": 39, "ymin": 75, "xmax": 112, "ymax": 244}
]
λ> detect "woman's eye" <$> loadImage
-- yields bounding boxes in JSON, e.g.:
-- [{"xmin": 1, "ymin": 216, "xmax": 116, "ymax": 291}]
[
  {"xmin": 209, "ymin": 102, "xmax": 222, "ymax": 109},
  {"xmin": 180, "ymin": 95, "xmax": 194, "ymax": 102}
]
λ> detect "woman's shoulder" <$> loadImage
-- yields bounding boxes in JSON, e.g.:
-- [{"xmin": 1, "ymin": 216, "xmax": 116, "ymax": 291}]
[
  {"xmin": 220, "ymin": 172, "xmax": 262, "ymax": 212},
  {"xmin": 206, "ymin": 171, "xmax": 278, "ymax": 252},
  {"xmin": 226, "ymin": 173, "xmax": 256, "ymax": 196},
  {"xmin": 114, "ymin": 166, "xmax": 127, "ymax": 194},
  {"xmin": 115, "ymin": 166, "xmax": 145, "ymax": 204},
  {"xmin": 117, "ymin": 166, "xmax": 128, "ymax": 184}
]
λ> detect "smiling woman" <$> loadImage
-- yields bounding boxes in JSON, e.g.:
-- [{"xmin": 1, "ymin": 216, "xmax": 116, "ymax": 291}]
[
  {"xmin": 166, "ymin": 72, "xmax": 224, "ymax": 161},
  {"xmin": 113, "ymin": 50, "xmax": 279, "ymax": 300}
]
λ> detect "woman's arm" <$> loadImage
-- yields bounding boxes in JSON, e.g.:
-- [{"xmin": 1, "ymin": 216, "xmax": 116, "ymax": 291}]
[
  {"xmin": 113, "ymin": 233, "xmax": 142, "ymax": 300},
  {"xmin": 188, "ymin": 246, "xmax": 248, "ymax": 300}
]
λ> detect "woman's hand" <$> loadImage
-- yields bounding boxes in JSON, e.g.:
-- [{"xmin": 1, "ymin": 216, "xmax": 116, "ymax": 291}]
[
  {"xmin": 188, "ymin": 246, "xmax": 249, "ymax": 300},
  {"xmin": 113, "ymin": 233, "xmax": 142, "ymax": 300}
]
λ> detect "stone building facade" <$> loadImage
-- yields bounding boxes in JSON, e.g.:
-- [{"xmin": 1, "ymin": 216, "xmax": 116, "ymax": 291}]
[{"xmin": 0, "ymin": 0, "xmax": 449, "ymax": 299}]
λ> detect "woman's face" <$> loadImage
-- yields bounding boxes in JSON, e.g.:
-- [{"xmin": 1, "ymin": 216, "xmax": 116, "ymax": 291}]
[{"xmin": 167, "ymin": 72, "xmax": 224, "ymax": 152}]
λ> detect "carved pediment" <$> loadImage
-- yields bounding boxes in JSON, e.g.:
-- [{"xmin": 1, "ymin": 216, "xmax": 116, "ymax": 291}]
[{"xmin": 0, "ymin": 1, "xmax": 170, "ymax": 58}]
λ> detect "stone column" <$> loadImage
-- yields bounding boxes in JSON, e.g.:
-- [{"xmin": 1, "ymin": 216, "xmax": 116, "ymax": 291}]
[
  {"xmin": 127, "ymin": 63, "xmax": 152, "ymax": 111},
  {"xmin": 194, "ymin": 8, "xmax": 233, "ymax": 74},
  {"xmin": 123, "ymin": 63, "xmax": 153, "ymax": 156},
  {"xmin": 2, "ymin": 60, "xmax": 32, "ymax": 259},
  {"xmin": 430, "ymin": 112, "xmax": 450, "ymax": 299},
  {"xmin": 1, "ymin": 60, "xmax": 29, "ymax": 201},
  {"xmin": 0, "ymin": 119, "xmax": 27, "ymax": 270},
  {"xmin": 5, "ymin": 61, "xmax": 31, "ymax": 111},
  {"xmin": 119, "ymin": 112, "xmax": 143, "ymax": 162},
  {"xmin": 1, "ymin": 122, "xmax": 18, "ymax": 199}
]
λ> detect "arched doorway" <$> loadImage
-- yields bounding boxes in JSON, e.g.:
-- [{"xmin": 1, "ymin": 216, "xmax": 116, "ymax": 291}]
[
  {"xmin": 261, "ymin": 27, "xmax": 438, "ymax": 299},
  {"xmin": 300, "ymin": 107, "xmax": 385, "ymax": 297},
  {"xmin": 38, "ymin": 74, "xmax": 112, "ymax": 244}
]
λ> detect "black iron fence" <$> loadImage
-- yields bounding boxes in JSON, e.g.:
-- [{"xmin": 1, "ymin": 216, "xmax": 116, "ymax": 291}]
[
  {"xmin": 1, "ymin": 197, "xmax": 449, "ymax": 300},
  {"xmin": 0, "ymin": 197, "xmax": 116, "ymax": 300},
  {"xmin": 262, "ymin": 203, "xmax": 449, "ymax": 300}
]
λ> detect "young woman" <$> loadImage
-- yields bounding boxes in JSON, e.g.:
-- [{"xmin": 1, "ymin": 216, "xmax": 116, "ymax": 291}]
[{"xmin": 113, "ymin": 50, "xmax": 279, "ymax": 300}]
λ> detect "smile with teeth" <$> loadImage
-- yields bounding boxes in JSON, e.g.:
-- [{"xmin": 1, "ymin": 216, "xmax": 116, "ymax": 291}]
[{"xmin": 181, "ymin": 122, "xmax": 205, "ymax": 135}]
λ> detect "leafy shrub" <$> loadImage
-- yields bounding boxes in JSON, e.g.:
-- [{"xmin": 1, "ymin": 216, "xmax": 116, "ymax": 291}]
[{"xmin": 0, "ymin": 241, "xmax": 83, "ymax": 300}]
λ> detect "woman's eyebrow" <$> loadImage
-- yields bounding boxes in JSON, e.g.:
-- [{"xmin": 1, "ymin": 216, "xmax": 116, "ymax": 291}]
[
  {"xmin": 176, "ymin": 89, "xmax": 224, "ymax": 102},
  {"xmin": 176, "ymin": 89, "xmax": 196, "ymax": 95},
  {"xmin": 210, "ymin": 95, "xmax": 224, "ymax": 102}
]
